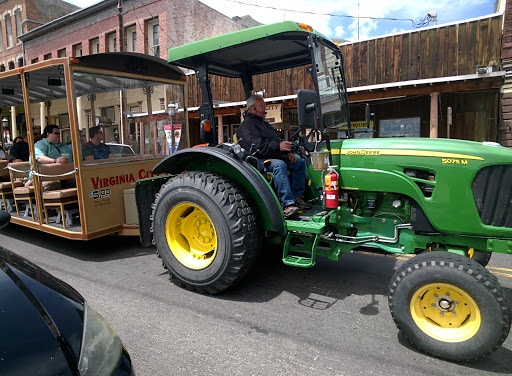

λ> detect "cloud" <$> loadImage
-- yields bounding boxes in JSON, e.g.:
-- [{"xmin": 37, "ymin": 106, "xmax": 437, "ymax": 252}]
[
  {"xmin": 334, "ymin": 26, "xmax": 345, "ymax": 37},
  {"xmin": 391, "ymin": 27, "xmax": 406, "ymax": 34},
  {"xmin": 347, "ymin": 18, "xmax": 378, "ymax": 40}
]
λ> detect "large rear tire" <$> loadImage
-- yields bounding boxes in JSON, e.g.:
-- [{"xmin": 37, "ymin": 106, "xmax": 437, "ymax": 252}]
[
  {"xmin": 152, "ymin": 171, "xmax": 260, "ymax": 294},
  {"xmin": 389, "ymin": 252, "xmax": 511, "ymax": 361}
]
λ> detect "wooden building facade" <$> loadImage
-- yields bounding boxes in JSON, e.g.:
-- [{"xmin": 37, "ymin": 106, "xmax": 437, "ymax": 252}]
[
  {"xmin": 501, "ymin": 0, "xmax": 512, "ymax": 146},
  {"xmin": 340, "ymin": 13, "xmax": 504, "ymax": 143}
]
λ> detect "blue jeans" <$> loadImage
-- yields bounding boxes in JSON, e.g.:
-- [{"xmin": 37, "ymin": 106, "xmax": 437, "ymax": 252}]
[{"xmin": 259, "ymin": 157, "xmax": 306, "ymax": 207}]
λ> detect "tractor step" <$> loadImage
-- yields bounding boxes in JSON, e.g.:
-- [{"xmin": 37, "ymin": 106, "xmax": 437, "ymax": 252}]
[
  {"xmin": 283, "ymin": 254, "xmax": 315, "ymax": 268},
  {"xmin": 282, "ymin": 212, "xmax": 331, "ymax": 268},
  {"xmin": 285, "ymin": 218, "xmax": 326, "ymax": 233},
  {"xmin": 282, "ymin": 231, "xmax": 321, "ymax": 268}
]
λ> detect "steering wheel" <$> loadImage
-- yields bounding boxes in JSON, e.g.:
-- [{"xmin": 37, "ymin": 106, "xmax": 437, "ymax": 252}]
[
  {"xmin": 288, "ymin": 129, "xmax": 315, "ymax": 158},
  {"xmin": 288, "ymin": 128, "xmax": 307, "ymax": 145}
]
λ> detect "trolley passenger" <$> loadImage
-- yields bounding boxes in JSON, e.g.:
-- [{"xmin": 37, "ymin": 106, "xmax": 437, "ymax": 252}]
[
  {"xmin": 26, "ymin": 124, "xmax": 74, "ymax": 191},
  {"xmin": 9, "ymin": 133, "xmax": 29, "ymax": 162},
  {"xmin": 82, "ymin": 126, "xmax": 113, "ymax": 160}
]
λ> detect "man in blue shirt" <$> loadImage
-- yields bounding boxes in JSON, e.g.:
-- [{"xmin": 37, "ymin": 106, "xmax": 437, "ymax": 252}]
[
  {"xmin": 35, "ymin": 124, "xmax": 73, "ymax": 164},
  {"xmin": 82, "ymin": 126, "xmax": 113, "ymax": 160},
  {"xmin": 27, "ymin": 124, "xmax": 74, "ymax": 190}
]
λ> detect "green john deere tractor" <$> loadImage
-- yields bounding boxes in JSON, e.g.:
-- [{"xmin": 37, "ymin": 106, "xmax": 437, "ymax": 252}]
[{"xmin": 135, "ymin": 21, "xmax": 511, "ymax": 361}]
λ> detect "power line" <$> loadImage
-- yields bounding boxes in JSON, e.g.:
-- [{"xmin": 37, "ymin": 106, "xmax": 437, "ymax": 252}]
[
  {"xmin": 221, "ymin": 0, "xmax": 435, "ymax": 28},
  {"xmin": 412, "ymin": 12, "xmax": 437, "ymax": 28}
]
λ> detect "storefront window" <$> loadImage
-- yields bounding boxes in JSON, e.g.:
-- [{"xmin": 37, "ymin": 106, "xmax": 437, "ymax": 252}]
[{"xmin": 379, "ymin": 117, "xmax": 420, "ymax": 138}]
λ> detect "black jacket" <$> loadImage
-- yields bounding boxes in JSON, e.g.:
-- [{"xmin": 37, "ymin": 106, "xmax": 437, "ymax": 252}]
[
  {"xmin": 8, "ymin": 141, "xmax": 29, "ymax": 161},
  {"xmin": 237, "ymin": 112, "xmax": 285, "ymax": 160}
]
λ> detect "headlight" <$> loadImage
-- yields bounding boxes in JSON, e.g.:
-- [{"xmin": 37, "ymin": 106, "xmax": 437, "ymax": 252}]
[
  {"xmin": 78, "ymin": 303, "xmax": 122, "ymax": 376},
  {"xmin": 231, "ymin": 143, "xmax": 242, "ymax": 155}
]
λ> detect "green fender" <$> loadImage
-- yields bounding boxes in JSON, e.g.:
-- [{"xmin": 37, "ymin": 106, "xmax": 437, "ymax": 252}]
[{"xmin": 153, "ymin": 147, "xmax": 285, "ymax": 235}]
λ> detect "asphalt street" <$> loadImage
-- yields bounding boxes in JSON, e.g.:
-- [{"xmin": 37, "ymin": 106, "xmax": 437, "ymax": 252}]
[{"xmin": 1, "ymin": 224, "xmax": 511, "ymax": 376}]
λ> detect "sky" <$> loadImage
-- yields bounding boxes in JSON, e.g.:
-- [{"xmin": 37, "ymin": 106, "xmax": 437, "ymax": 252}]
[{"xmin": 66, "ymin": 0, "xmax": 499, "ymax": 41}]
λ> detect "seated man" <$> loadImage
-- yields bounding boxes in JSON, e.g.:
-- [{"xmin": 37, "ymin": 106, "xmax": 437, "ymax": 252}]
[
  {"xmin": 237, "ymin": 95, "xmax": 311, "ymax": 218},
  {"xmin": 82, "ymin": 126, "xmax": 113, "ymax": 160},
  {"xmin": 9, "ymin": 132, "xmax": 29, "ymax": 162},
  {"xmin": 30, "ymin": 124, "xmax": 74, "ymax": 191}
]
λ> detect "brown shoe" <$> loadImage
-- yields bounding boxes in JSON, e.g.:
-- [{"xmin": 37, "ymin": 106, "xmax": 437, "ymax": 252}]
[
  {"xmin": 295, "ymin": 197, "xmax": 312, "ymax": 210},
  {"xmin": 283, "ymin": 205, "xmax": 299, "ymax": 218}
]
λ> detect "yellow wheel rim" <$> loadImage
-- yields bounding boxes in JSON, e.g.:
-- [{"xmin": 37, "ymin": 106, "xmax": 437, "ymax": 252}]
[
  {"xmin": 410, "ymin": 283, "xmax": 481, "ymax": 342},
  {"xmin": 165, "ymin": 202, "xmax": 217, "ymax": 270}
]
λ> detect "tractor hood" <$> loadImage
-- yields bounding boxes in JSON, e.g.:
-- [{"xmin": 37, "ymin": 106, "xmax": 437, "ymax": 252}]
[
  {"xmin": 329, "ymin": 137, "xmax": 512, "ymax": 237},
  {"xmin": 336, "ymin": 138, "xmax": 512, "ymax": 163}
]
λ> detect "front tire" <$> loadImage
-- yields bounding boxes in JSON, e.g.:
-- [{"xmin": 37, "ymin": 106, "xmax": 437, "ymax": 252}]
[
  {"xmin": 152, "ymin": 171, "xmax": 260, "ymax": 294},
  {"xmin": 389, "ymin": 252, "xmax": 511, "ymax": 361},
  {"xmin": 416, "ymin": 247, "xmax": 492, "ymax": 267}
]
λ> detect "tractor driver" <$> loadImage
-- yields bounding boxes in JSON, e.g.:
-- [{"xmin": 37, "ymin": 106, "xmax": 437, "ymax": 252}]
[{"xmin": 237, "ymin": 94, "xmax": 311, "ymax": 218}]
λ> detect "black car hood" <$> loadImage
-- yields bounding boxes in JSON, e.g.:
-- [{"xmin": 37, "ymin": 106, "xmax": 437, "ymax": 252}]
[{"xmin": 0, "ymin": 248, "xmax": 85, "ymax": 375}]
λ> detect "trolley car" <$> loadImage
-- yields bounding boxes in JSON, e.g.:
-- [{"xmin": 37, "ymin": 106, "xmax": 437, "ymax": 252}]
[{"xmin": 0, "ymin": 53, "xmax": 187, "ymax": 239}]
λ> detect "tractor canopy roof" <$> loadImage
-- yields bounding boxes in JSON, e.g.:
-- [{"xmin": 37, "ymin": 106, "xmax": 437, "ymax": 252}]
[{"xmin": 167, "ymin": 21, "xmax": 335, "ymax": 78}]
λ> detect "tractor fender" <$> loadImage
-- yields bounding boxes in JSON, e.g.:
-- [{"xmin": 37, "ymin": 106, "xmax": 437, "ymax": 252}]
[{"xmin": 153, "ymin": 147, "xmax": 285, "ymax": 235}]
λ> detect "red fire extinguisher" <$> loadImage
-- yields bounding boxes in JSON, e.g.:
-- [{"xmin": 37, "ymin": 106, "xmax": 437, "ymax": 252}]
[{"xmin": 324, "ymin": 166, "xmax": 339, "ymax": 209}]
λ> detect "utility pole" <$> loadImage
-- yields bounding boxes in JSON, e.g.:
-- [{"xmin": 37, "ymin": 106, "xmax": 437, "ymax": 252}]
[
  {"xmin": 118, "ymin": 0, "xmax": 124, "ymax": 52},
  {"xmin": 118, "ymin": 0, "xmax": 128, "ymax": 144}
]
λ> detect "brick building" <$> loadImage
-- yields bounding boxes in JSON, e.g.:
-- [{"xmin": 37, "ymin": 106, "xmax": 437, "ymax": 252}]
[
  {"xmin": 0, "ymin": 0, "xmax": 78, "ymax": 70},
  {"xmin": 20, "ymin": 0, "xmax": 244, "ymax": 62}
]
